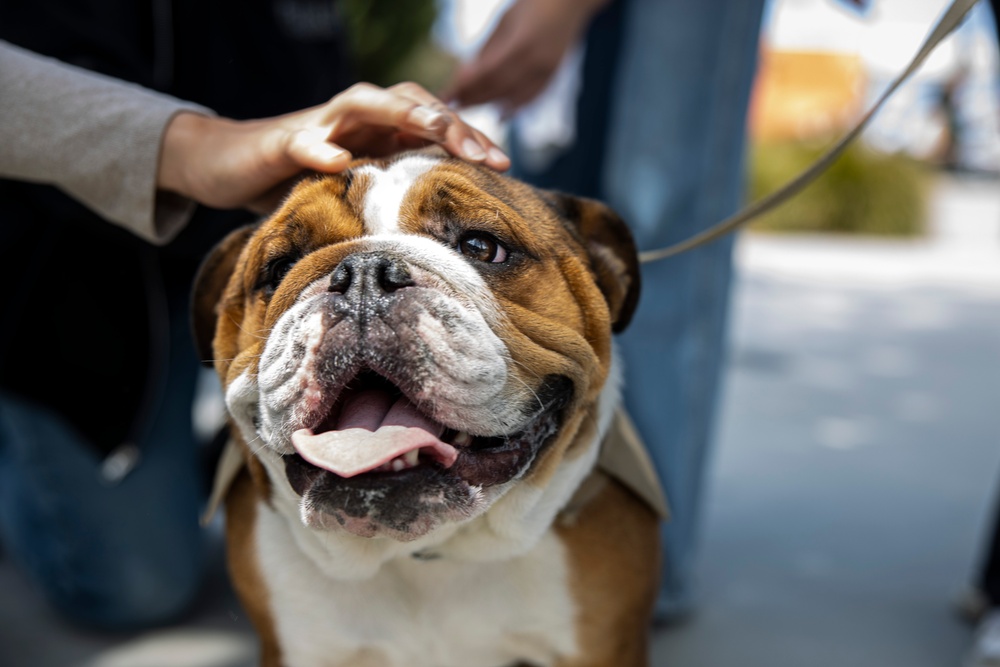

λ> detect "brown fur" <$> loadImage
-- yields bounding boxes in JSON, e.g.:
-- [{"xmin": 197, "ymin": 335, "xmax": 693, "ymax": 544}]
[
  {"xmin": 557, "ymin": 475, "xmax": 660, "ymax": 667},
  {"xmin": 225, "ymin": 468, "xmax": 283, "ymax": 667},
  {"xmin": 191, "ymin": 223, "xmax": 257, "ymax": 365}
]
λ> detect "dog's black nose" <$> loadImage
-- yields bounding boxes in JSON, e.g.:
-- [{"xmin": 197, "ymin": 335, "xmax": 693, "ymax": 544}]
[{"xmin": 329, "ymin": 253, "xmax": 415, "ymax": 296}]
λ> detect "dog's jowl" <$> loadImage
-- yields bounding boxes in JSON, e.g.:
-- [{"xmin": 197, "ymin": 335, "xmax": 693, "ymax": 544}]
[{"xmin": 193, "ymin": 152, "xmax": 659, "ymax": 667}]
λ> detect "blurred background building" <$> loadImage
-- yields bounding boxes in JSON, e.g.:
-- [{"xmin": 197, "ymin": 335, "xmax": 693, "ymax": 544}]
[{"xmin": 761, "ymin": 0, "xmax": 1000, "ymax": 167}]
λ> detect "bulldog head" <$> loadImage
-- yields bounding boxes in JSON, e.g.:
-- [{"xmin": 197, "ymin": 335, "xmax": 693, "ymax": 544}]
[{"xmin": 194, "ymin": 153, "xmax": 639, "ymax": 547}]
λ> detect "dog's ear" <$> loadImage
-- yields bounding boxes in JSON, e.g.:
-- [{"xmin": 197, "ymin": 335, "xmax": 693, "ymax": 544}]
[
  {"xmin": 546, "ymin": 192, "xmax": 641, "ymax": 333},
  {"xmin": 191, "ymin": 224, "xmax": 257, "ymax": 365}
]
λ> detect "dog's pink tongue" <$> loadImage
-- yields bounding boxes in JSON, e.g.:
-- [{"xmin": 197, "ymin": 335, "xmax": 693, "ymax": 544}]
[{"xmin": 291, "ymin": 390, "xmax": 457, "ymax": 477}]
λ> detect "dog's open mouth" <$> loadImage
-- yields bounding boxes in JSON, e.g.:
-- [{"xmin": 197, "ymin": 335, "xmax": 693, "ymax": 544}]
[
  {"xmin": 282, "ymin": 371, "xmax": 572, "ymax": 496},
  {"xmin": 289, "ymin": 372, "xmax": 465, "ymax": 478}
]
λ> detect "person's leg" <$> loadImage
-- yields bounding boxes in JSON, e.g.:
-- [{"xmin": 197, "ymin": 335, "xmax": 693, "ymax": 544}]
[
  {"xmin": 511, "ymin": 0, "xmax": 764, "ymax": 619},
  {"xmin": 602, "ymin": 0, "xmax": 765, "ymax": 618},
  {"xmin": 975, "ymin": 498, "xmax": 1000, "ymax": 606},
  {"xmin": 0, "ymin": 310, "xmax": 205, "ymax": 630},
  {"xmin": 526, "ymin": 0, "xmax": 769, "ymax": 621},
  {"xmin": 975, "ymin": 0, "xmax": 1000, "ymax": 607},
  {"xmin": 963, "ymin": 16, "xmax": 1000, "ymax": 667},
  {"xmin": 964, "ymin": 496, "xmax": 1000, "ymax": 667}
]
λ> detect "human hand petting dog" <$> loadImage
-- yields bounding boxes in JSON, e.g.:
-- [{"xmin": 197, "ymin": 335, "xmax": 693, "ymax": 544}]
[
  {"xmin": 443, "ymin": 0, "xmax": 610, "ymax": 112},
  {"xmin": 158, "ymin": 82, "xmax": 510, "ymax": 214}
]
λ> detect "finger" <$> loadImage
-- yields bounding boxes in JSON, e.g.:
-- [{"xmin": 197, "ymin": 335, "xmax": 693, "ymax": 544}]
[
  {"xmin": 325, "ymin": 83, "xmax": 509, "ymax": 170},
  {"xmin": 332, "ymin": 83, "xmax": 453, "ymax": 142},
  {"xmin": 385, "ymin": 83, "xmax": 509, "ymax": 169},
  {"xmin": 425, "ymin": 110, "xmax": 508, "ymax": 170},
  {"xmin": 384, "ymin": 82, "xmax": 468, "ymax": 142},
  {"xmin": 387, "ymin": 81, "xmax": 449, "ymax": 108},
  {"xmin": 450, "ymin": 121, "xmax": 510, "ymax": 169},
  {"xmin": 285, "ymin": 128, "xmax": 353, "ymax": 172},
  {"xmin": 465, "ymin": 126, "xmax": 510, "ymax": 171}
]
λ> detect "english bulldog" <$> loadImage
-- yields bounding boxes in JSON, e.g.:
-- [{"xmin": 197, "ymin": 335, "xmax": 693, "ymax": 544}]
[{"xmin": 193, "ymin": 152, "xmax": 662, "ymax": 667}]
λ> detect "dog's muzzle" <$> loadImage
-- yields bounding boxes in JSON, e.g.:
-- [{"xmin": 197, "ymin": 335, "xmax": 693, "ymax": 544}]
[{"xmin": 255, "ymin": 248, "xmax": 575, "ymax": 539}]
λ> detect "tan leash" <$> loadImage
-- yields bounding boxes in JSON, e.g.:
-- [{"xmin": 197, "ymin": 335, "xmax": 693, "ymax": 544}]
[{"xmin": 638, "ymin": 0, "xmax": 982, "ymax": 265}]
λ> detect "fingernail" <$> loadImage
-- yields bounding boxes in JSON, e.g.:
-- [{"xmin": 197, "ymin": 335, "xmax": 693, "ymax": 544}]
[
  {"xmin": 487, "ymin": 147, "xmax": 509, "ymax": 164},
  {"xmin": 312, "ymin": 143, "xmax": 349, "ymax": 163},
  {"xmin": 462, "ymin": 138, "xmax": 487, "ymax": 161},
  {"xmin": 412, "ymin": 106, "xmax": 450, "ymax": 133}
]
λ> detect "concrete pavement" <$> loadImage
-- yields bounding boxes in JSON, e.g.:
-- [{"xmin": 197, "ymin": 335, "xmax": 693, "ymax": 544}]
[{"xmin": 654, "ymin": 175, "xmax": 1000, "ymax": 667}]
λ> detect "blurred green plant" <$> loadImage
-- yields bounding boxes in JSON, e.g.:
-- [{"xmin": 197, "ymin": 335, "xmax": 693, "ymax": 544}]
[
  {"xmin": 749, "ymin": 141, "xmax": 930, "ymax": 237},
  {"xmin": 341, "ymin": 0, "xmax": 454, "ymax": 89}
]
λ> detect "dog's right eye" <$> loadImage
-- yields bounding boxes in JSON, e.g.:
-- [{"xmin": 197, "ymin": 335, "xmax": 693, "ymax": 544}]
[
  {"xmin": 260, "ymin": 257, "xmax": 297, "ymax": 293},
  {"xmin": 457, "ymin": 232, "xmax": 508, "ymax": 264}
]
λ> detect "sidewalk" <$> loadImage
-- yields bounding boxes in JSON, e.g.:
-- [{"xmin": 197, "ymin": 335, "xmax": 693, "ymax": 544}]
[
  {"xmin": 654, "ymin": 175, "xmax": 1000, "ymax": 666},
  {"xmin": 1, "ymin": 175, "xmax": 998, "ymax": 666}
]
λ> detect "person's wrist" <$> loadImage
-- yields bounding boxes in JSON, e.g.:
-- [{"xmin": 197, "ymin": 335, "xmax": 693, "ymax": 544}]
[{"xmin": 158, "ymin": 111, "xmax": 216, "ymax": 200}]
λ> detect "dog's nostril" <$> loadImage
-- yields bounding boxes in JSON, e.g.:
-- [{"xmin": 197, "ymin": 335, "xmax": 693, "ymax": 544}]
[
  {"xmin": 377, "ymin": 258, "xmax": 414, "ymax": 293},
  {"xmin": 330, "ymin": 254, "xmax": 413, "ymax": 296},
  {"xmin": 329, "ymin": 263, "xmax": 352, "ymax": 293}
]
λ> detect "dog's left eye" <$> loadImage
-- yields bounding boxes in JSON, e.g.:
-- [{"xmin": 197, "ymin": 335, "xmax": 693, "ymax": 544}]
[
  {"xmin": 261, "ymin": 257, "xmax": 297, "ymax": 292},
  {"xmin": 457, "ymin": 232, "xmax": 508, "ymax": 264}
]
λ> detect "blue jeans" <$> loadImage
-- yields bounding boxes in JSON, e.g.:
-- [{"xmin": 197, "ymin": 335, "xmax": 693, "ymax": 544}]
[
  {"xmin": 513, "ymin": 0, "xmax": 764, "ymax": 617},
  {"xmin": 0, "ymin": 316, "xmax": 205, "ymax": 630}
]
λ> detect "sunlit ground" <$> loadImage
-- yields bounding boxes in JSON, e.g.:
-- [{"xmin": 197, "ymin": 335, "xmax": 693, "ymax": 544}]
[{"xmin": 654, "ymin": 174, "xmax": 1000, "ymax": 667}]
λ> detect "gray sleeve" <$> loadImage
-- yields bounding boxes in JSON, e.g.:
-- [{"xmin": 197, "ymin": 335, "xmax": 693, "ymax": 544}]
[{"xmin": 0, "ymin": 40, "xmax": 215, "ymax": 245}]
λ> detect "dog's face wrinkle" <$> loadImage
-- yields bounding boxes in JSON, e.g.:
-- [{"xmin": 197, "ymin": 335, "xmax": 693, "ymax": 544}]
[
  {"xmin": 253, "ymin": 262, "xmax": 522, "ymax": 469},
  {"xmin": 312, "ymin": 297, "xmax": 509, "ymax": 424},
  {"xmin": 217, "ymin": 155, "xmax": 619, "ymax": 542}
]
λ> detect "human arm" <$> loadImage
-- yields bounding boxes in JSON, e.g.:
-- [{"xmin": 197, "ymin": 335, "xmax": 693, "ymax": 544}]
[
  {"xmin": 0, "ymin": 39, "xmax": 206, "ymax": 244},
  {"xmin": 0, "ymin": 41, "xmax": 509, "ymax": 245},
  {"xmin": 442, "ymin": 0, "xmax": 610, "ymax": 112}
]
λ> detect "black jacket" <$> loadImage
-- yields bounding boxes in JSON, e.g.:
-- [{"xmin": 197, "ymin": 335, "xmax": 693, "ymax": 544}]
[{"xmin": 0, "ymin": 0, "xmax": 356, "ymax": 454}]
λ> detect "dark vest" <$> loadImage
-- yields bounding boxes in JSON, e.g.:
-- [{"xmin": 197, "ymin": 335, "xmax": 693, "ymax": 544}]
[{"xmin": 0, "ymin": 0, "xmax": 356, "ymax": 454}]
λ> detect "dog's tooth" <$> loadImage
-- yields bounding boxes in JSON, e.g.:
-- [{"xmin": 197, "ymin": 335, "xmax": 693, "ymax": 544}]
[
  {"xmin": 453, "ymin": 431, "xmax": 472, "ymax": 446},
  {"xmin": 403, "ymin": 450, "xmax": 419, "ymax": 467},
  {"xmin": 391, "ymin": 458, "xmax": 406, "ymax": 472}
]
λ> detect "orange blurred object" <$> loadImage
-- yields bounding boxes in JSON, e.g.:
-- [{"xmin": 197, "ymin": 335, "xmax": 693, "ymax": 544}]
[{"xmin": 750, "ymin": 48, "xmax": 867, "ymax": 142}]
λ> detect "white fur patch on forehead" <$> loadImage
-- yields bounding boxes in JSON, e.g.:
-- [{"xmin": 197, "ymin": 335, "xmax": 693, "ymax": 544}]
[{"xmin": 357, "ymin": 154, "xmax": 442, "ymax": 235}]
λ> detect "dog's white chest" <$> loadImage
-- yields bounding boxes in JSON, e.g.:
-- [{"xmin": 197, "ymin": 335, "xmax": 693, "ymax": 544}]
[{"xmin": 254, "ymin": 502, "xmax": 579, "ymax": 667}]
